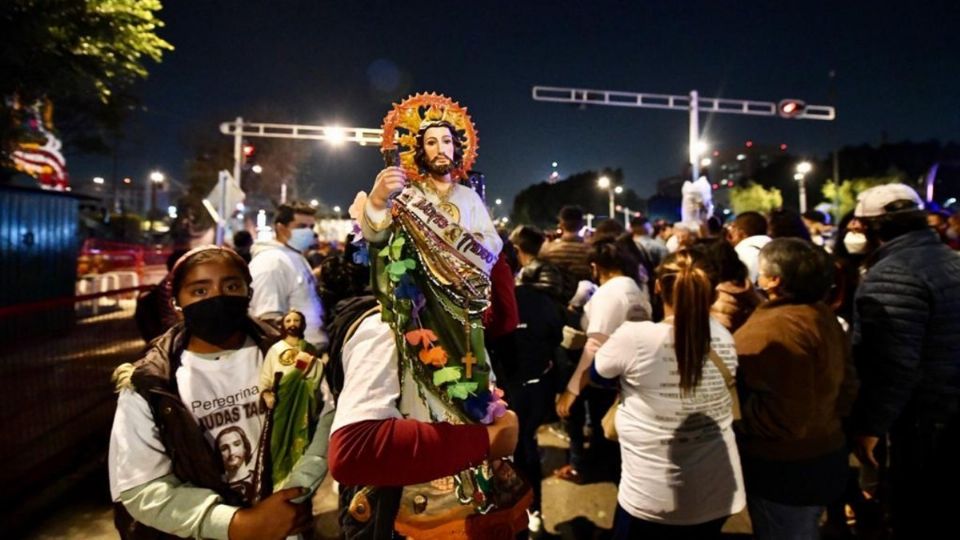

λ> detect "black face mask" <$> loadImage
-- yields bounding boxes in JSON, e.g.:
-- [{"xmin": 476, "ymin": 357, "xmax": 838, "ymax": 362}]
[{"xmin": 181, "ymin": 295, "xmax": 250, "ymax": 345}]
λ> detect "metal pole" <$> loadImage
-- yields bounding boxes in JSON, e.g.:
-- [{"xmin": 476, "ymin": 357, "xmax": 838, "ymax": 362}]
[
  {"xmin": 281, "ymin": 182, "xmax": 287, "ymax": 204},
  {"xmin": 585, "ymin": 213, "xmax": 595, "ymax": 229},
  {"xmin": 799, "ymin": 176, "xmax": 808, "ymax": 213},
  {"xmin": 828, "ymin": 70, "xmax": 841, "ymax": 224},
  {"xmin": 219, "ymin": 116, "xmax": 243, "ymax": 246},
  {"xmin": 608, "ymin": 189, "xmax": 615, "ymax": 219},
  {"xmin": 689, "ymin": 90, "xmax": 700, "ymax": 181},
  {"xmin": 622, "ymin": 206, "xmax": 631, "ymax": 228}
]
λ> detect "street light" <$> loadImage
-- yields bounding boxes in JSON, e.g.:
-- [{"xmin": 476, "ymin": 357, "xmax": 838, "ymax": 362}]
[
  {"xmin": 333, "ymin": 205, "xmax": 341, "ymax": 213},
  {"xmin": 309, "ymin": 199, "xmax": 319, "ymax": 208},
  {"xmin": 598, "ymin": 176, "xmax": 618, "ymax": 218},
  {"xmin": 93, "ymin": 176, "xmax": 105, "ymax": 185},
  {"xmin": 495, "ymin": 198, "xmax": 502, "ymax": 206},
  {"xmin": 251, "ymin": 164, "xmax": 263, "ymax": 174},
  {"xmin": 325, "ymin": 127, "xmax": 345, "ymax": 146},
  {"xmin": 795, "ymin": 161, "xmax": 812, "ymax": 213},
  {"xmin": 148, "ymin": 171, "xmax": 165, "ymax": 234}
]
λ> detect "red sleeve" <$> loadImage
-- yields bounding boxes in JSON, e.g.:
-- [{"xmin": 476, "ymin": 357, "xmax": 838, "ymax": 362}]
[
  {"xmin": 328, "ymin": 419, "xmax": 490, "ymax": 486},
  {"xmin": 483, "ymin": 255, "xmax": 519, "ymax": 339}
]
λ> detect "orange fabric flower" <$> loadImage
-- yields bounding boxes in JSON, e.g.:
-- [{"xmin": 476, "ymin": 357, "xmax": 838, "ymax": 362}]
[
  {"xmin": 405, "ymin": 328, "xmax": 438, "ymax": 347},
  {"xmin": 418, "ymin": 346, "xmax": 448, "ymax": 367}
]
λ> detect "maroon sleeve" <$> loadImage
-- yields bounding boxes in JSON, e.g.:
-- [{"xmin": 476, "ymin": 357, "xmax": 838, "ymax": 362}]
[
  {"xmin": 328, "ymin": 418, "xmax": 490, "ymax": 486},
  {"xmin": 483, "ymin": 254, "xmax": 520, "ymax": 340}
]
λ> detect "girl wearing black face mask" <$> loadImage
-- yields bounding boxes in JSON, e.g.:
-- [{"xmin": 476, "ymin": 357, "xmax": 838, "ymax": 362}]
[{"xmin": 108, "ymin": 246, "xmax": 327, "ymax": 540}]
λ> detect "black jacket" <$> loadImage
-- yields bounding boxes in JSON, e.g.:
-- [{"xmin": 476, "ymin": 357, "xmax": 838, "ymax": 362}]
[
  {"xmin": 851, "ymin": 229, "xmax": 960, "ymax": 435},
  {"xmin": 502, "ymin": 284, "xmax": 565, "ymax": 385},
  {"xmin": 518, "ymin": 259, "xmax": 574, "ymax": 306}
]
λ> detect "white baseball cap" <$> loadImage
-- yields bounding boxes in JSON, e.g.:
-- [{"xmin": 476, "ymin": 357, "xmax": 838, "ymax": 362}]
[{"xmin": 854, "ymin": 184, "xmax": 924, "ymax": 218}]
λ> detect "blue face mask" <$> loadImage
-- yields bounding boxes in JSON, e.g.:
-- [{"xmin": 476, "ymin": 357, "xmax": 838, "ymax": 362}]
[{"xmin": 287, "ymin": 227, "xmax": 315, "ymax": 252}]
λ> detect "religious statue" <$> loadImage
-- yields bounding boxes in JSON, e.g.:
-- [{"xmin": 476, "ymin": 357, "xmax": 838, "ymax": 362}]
[
  {"xmin": 340, "ymin": 93, "xmax": 530, "ymax": 537},
  {"xmin": 259, "ymin": 310, "xmax": 323, "ymax": 489}
]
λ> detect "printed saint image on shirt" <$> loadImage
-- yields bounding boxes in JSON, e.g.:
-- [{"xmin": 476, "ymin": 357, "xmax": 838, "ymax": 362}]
[{"xmin": 216, "ymin": 426, "xmax": 256, "ymax": 498}]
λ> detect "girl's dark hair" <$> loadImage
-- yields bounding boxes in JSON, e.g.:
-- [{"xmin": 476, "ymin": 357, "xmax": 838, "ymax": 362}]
[
  {"xmin": 656, "ymin": 249, "xmax": 717, "ymax": 395},
  {"xmin": 170, "ymin": 246, "xmax": 251, "ymax": 297},
  {"xmin": 589, "ymin": 237, "xmax": 638, "ymax": 281},
  {"xmin": 316, "ymin": 254, "xmax": 370, "ymax": 326},
  {"xmin": 768, "ymin": 208, "xmax": 812, "ymax": 241},
  {"xmin": 690, "ymin": 238, "xmax": 748, "ymax": 285}
]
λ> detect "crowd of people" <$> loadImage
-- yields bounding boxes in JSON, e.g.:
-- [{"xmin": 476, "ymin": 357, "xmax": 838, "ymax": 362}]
[{"xmin": 109, "ymin": 93, "xmax": 960, "ymax": 540}]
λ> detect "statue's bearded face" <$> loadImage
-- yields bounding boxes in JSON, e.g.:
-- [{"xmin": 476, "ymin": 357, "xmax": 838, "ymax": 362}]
[{"xmin": 422, "ymin": 126, "xmax": 455, "ymax": 176}]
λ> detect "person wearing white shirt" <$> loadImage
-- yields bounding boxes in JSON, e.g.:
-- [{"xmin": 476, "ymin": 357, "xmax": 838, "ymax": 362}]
[
  {"xmin": 108, "ymin": 246, "xmax": 330, "ymax": 540},
  {"xmin": 249, "ymin": 202, "xmax": 328, "ymax": 351},
  {"xmin": 553, "ymin": 238, "xmax": 651, "ymax": 483},
  {"xmin": 728, "ymin": 211, "xmax": 772, "ymax": 284},
  {"xmin": 592, "ymin": 249, "xmax": 745, "ymax": 539}
]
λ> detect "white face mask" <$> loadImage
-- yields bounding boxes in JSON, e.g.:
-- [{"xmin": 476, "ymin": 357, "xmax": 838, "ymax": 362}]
[
  {"xmin": 843, "ymin": 231, "xmax": 868, "ymax": 255},
  {"xmin": 287, "ymin": 227, "xmax": 315, "ymax": 252}
]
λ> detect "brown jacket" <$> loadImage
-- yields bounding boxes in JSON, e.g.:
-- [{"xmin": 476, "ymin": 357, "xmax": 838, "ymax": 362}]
[{"xmin": 733, "ymin": 300, "xmax": 858, "ymax": 461}]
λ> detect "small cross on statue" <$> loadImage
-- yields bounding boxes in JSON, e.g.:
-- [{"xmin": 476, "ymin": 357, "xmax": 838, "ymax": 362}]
[{"xmin": 462, "ymin": 352, "xmax": 477, "ymax": 379}]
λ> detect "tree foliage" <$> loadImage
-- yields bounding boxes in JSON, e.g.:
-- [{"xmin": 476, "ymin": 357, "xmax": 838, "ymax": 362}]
[
  {"xmin": 510, "ymin": 168, "xmax": 645, "ymax": 229},
  {"xmin": 729, "ymin": 182, "xmax": 783, "ymax": 215},
  {"xmin": 0, "ymin": 0, "xmax": 173, "ymax": 156}
]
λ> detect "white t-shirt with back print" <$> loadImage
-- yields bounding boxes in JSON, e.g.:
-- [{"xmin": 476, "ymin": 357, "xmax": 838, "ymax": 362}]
[{"xmin": 594, "ymin": 318, "xmax": 746, "ymax": 525}]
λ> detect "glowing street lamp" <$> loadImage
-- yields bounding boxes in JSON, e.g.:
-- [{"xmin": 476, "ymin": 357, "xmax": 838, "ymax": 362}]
[
  {"xmin": 325, "ymin": 127, "xmax": 346, "ymax": 146},
  {"xmin": 795, "ymin": 161, "xmax": 812, "ymax": 212},
  {"xmin": 597, "ymin": 176, "xmax": 619, "ymax": 218},
  {"xmin": 309, "ymin": 199, "xmax": 319, "ymax": 208},
  {"xmin": 495, "ymin": 198, "xmax": 502, "ymax": 206},
  {"xmin": 93, "ymin": 176, "xmax": 105, "ymax": 185},
  {"xmin": 251, "ymin": 164, "xmax": 263, "ymax": 174},
  {"xmin": 333, "ymin": 205, "xmax": 341, "ymax": 214},
  {"xmin": 147, "ymin": 171, "xmax": 165, "ymax": 233}
]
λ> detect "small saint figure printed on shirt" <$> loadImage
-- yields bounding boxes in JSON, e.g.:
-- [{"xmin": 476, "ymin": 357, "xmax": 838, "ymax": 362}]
[{"xmin": 216, "ymin": 426, "xmax": 255, "ymax": 499}]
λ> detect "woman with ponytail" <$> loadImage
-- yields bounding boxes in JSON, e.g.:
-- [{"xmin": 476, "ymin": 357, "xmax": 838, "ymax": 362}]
[{"xmin": 592, "ymin": 249, "xmax": 746, "ymax": 539}]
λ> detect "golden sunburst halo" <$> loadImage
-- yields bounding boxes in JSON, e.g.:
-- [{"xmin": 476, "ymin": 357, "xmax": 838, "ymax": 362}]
[{"xmin": 381, "ymin": 93, "xmax": 479, "ymax": 182}]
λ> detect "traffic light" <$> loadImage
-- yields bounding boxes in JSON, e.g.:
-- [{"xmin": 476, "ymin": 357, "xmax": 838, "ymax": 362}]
[
  {"xmin": 778, "ymin": 99, "xmax": 806, "ymax": 119},
  {"xmin": 242, "ymin": 142, "xmax": 256, "ymax": 162}
]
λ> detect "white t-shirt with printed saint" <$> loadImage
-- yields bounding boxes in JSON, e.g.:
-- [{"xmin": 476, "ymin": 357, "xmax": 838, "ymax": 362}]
[
  {"xmin": 108, "ymin": 340, "xmax": 267, "ymax": 501},
  {"xmin": 594, "ymin": 318, "xmax": 746, "ymax": 525},
  {"xmin": 248, "ymin": 243, "xmax": 327, "ymax": 350}
]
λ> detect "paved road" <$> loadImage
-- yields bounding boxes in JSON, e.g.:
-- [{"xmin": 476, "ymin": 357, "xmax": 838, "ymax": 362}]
[{"xmin": 22, "ymin": 425, "xmax": 754, "ymax": 539}]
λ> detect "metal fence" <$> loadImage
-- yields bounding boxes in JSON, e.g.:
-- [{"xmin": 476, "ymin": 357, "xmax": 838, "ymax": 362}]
[{"xmin": 0, "ymin": 283, "xmax": 152, "ymax": 531}]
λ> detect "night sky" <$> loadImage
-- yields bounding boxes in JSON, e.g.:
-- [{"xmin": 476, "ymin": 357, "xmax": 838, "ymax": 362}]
[{"xmin": 71, "ymin": 0, "xmax": 960, "ymax": 211}]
